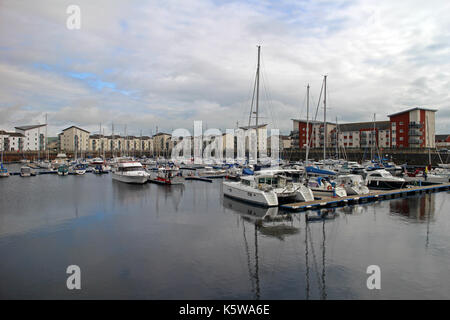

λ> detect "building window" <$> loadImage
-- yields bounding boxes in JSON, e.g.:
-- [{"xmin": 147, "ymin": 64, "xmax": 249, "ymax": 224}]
[
  {"xmin": 399, "ymin": 137, "xmax": 404, "ymax": 141},
  {"xmin": 399, "ymin": 122, "xmax": 404, "ymax": 125}
]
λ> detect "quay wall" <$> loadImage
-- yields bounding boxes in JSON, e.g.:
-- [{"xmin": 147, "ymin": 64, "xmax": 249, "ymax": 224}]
[
  {"xmin": 2, "ymin": 148, "xmax": 449, "ymax": 166},
  {"xmin": 281, "ymin": 148, "xmax": 449, "ymax": 166}
]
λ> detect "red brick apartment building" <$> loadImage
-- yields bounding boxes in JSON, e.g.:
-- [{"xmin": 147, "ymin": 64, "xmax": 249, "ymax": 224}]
[{"xmin": 291, "ymin": 107, "xmax": 437, "ymax": 149}]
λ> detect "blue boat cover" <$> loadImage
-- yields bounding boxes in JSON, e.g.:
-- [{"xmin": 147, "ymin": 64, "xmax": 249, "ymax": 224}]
[
  {"xmin": 242, "ymin": 168, "xmax": 254, "ymax": 175},
  {"xmin": 306, "ymin": 166, "xmax": 336, "ymax": 176}
]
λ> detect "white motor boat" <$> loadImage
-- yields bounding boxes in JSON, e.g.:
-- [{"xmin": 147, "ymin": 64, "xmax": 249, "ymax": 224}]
[
  {"xmin": 365, "ymin": 169, "xmax": 407, "ymax": 190},
  {"xmin": 414, "ymin": 168, "xmax": 450, "ymax": 183},
  {"xmin": 72, "ymin": 163, "xmax": 87, "ymax": 175},
  {"xmin": 90, "ymin": 157, "xmax": 104, "ymax": 165},
  {"xmin": 20, "ymin": 166, "xmax": 35, "ymax": 177},
  {"xmin": 52, "ymin": 153, "xmax": 68, "ymax": 169},
  {"xmin": 198, "ymin": 166, "xmax": 226, "ymax": 178},
  {"xmin": 307, "ymin": 176, "xmax": 347, "ymax": 198},
  {"xmin": 112, "ymin": 161, "xmax": 149, "ymax": 184},
  {"xmin": 335, "ymin": 174, "xmax": 369, "ymax": 195},
  {"xmin": 37, "ymin": 160, "xmax": 52, "ymax": 169}
]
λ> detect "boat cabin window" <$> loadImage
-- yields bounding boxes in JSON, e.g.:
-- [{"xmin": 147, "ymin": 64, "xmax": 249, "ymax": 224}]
[
  {"xmin": 370, "ymin": 173, "xmax": 382, "ymax": 177},
  {"xmin": 241, "ymin": 179, "xmax": 251, "ymax": 186},
  {"xmin": 258, "ymin": 177, "xmax": 277, "ymax": 185},
  {"xmin": 120, "ymin": 166, "xmax": 144, "ymax": 172}
]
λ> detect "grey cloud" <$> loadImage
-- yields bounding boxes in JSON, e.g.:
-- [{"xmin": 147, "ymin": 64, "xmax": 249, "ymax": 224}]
[{"xmin": 1, "ymin": 0, "xmax": 450, "ymax": 136}]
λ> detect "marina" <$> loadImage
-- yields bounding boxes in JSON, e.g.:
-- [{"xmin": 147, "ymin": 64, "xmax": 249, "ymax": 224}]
[
  {"xmin": 1, "ymin": 163, "xmax": 449, "ymax": 299},
  {"xmin": 2, "ymin": 0, "xmax": 450, "ymax": 303},
  {"xmin": 282, "ymin": 183, "xmax": 450, "ymax": 211}
]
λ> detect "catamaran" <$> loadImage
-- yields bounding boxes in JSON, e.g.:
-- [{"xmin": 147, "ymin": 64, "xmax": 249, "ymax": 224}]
[
  {"xmin": 223, "ymin": 174, "xmax": 291, "ymax": 207},
  {"xmin": 222, "ymin": 46, "xmax": 314, "ymax": 206}
]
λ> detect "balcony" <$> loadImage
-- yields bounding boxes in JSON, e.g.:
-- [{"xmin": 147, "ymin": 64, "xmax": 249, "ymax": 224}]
[
  {"xmin": 409, "ymin": 137, "xmax": 422, "ymax": 145},
  {"xmin": 409, "ymin": 129, "xmax": 422, "ymax": 136},
  {"xmin": 408, "ymin": 122, "xmax": 422, "ymax": 128}
]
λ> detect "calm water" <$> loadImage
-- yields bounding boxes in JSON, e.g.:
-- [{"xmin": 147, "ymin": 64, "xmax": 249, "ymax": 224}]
[{"xmin": 0, "ymin": 164, "xmax": 449, "ymax": 299}]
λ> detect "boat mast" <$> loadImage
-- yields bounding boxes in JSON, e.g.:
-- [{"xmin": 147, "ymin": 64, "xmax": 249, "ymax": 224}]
[
  {"xmin": 371, "ymin": 113, "xmax": 375, "ymax": 161},
  {"xmin": 323, "ymin": 75, "xmax": 327, "ymax": 161},
  {"xmin": 45, "ymin": 114, "xmax": 48, "ymax": 161},
  {"xmin": 305, "ymin": 84, "xmax": 310, "ymax": 165},
  {"xmin": 38, "ymin": 126, "xmax": 40, "ymax": 161},
  {"xmin": 255, "ymin": 45, "xmax": 261, "ymax": 163},
  {"xmin": 426, "ymin": 116, "xmax": 431, "ymax": 167},
  {"xmin": 112, "ymin": 122, "xmax": 115, "ymax": 158},
  {"xmin": 335, "ymin": 116, "xmax": 339, "ymax": 159}
]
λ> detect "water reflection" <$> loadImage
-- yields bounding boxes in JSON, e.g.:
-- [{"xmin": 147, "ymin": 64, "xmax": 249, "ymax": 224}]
[
  {"xmin": 341, "ymin": 204, "xmax": 367, "ymax": 215},
  {"xmin": 222, "ymin": 197, "xmax": 299, "ymax": 240},
  {"xmin": 389, "ymin": 193, "xmax": 436, "ymax": 221},
  {"xmin": 304, "ymin": 212, "xmax": 329, "ymax": 300},
  {"xmin": 222, "ymin": 197, "xmax": 301, "ymax": 299}
]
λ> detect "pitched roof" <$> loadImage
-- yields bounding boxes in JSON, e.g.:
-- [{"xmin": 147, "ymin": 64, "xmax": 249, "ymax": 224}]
[
  {"xmin": 239, "ymin": 124, "xmax": 268, "ymax": 130},
  {"xmin": 62, "ymin": 126, "xmax": 90, "ymax": 133},
  {"xmin": 291, "ymin": 119, "xmax": 334, "ymax": 125},
  {"xmin": 338, "ymin": 121, "xmax": 390, "ymax": 132},
  {"xmin": 388, "ymin": 107, "xmax": 437, "ymax": 117},
  {"xmin": 6, "ymin": 132, "xmax": 25, "ymax": 137},
  {"xmin": 153, "ymin": 132, "xmax": 171, "ymax": 137},
  {"xmin": 89, "ymin": 134, "xmax": 104, "ymax": 139},
  {"xmin": 15, "ymin": 124, "xmax": 47, "ymax": 131},
  {"xmin": 435, "ymin": 134, "xmax": 450, "ymax": 141}
]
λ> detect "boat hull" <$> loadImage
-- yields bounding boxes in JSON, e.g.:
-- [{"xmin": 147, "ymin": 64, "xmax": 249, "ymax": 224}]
[
  {"xmin": 148, "ymin": 177, "xmax": 184, "ymax": 185},
  {"xmin": 367, "ymin": 180, "xmax": 406, "ymax": 190},
  {"xmin": 112, "ymin": 172, "xmax": 148, "ymax": 184},
  {"xmin": 345, "ymin": 185, "xmax": 370, "ymax": 195},
  {"xmin": 310, "ymin": 186, "xmax": 347, "ymax": 198},
  {"xmin": 223, "ymin": 181, "xmax": 278, "ymax": 207}
]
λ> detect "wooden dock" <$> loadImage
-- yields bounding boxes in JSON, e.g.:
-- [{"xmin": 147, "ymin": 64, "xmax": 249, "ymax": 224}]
[{"xmin": 281, "ymin": 183, "xmax": 450, "ymax": 212}]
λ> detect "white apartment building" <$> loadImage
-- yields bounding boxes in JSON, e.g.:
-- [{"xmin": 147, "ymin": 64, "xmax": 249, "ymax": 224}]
[
  {"xmin": 15, "ymin": 124, "xmax": 47, "ymax": 151},
  {"xmin": 0, "ymin": 130, "xmax": 25, "ymax": 151}
]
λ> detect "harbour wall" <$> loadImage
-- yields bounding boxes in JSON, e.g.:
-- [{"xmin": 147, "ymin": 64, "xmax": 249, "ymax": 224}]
[
  {"xmin": 281, "ymin": 148, "xmax": 449, "ymax": 166},
  {"xmin": 2, "ymin": 148, "xmax": 449, "ymax": 166}
]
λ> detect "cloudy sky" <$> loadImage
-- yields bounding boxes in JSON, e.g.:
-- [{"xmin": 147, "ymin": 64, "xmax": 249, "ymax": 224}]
[{"xmin": 1, "ymin": 0, "xmax": 450, "ymax": 136}]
